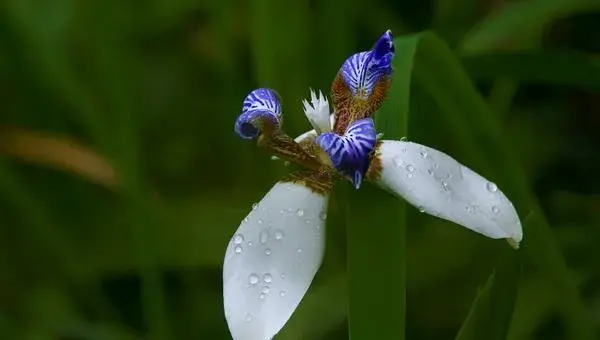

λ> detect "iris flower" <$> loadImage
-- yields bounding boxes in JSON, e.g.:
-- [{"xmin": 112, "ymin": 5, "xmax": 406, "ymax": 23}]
[{"xmin": 223, "ymin": 30, "xmax": 523, "ymax": 340}]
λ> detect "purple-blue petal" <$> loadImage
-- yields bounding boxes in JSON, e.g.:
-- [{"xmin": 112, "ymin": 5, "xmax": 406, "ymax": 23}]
[
  {"xmin": 316, "ymin": 118, "xmax": 377, "ymax": 188},
  {"xmin": 235, "ymin": 88, "xmax": 282, "ymax": 139},
  {"xmin": 340, "ymin": 30, "xmax": 394, "ymax": 97}
]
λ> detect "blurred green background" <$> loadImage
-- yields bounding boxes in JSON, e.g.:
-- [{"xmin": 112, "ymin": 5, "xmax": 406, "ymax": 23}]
[{"xmin": 1, "ymin": 0, "xmax": 600, "ymax": 339}]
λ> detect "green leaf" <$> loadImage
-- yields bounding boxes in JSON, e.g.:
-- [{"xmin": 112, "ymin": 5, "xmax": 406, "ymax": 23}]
[
  {"xmin": 345, "ymin": 34, "xmax": 416, "ymax": 340},
  {"xmin": 460, "ymin": 0, "xmax": 600, "ymax": 53},
  {"xmin": 404, "ymin": 30, "xmax": 595, "ymax": 339},
  {"xmin": 462, "ymin": 52, "xmax": 600, "ymax": 92},
  {"xmin": 456, "ymin": 250, "xmax": 521, "ymax": 340}
]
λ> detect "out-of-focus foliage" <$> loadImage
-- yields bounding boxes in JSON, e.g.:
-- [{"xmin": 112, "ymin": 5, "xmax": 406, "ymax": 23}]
[{"xmin": 0, "ymin": 0, "xmax": 599, "ymax": 339}]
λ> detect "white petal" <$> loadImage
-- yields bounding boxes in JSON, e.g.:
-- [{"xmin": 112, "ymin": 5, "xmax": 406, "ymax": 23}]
[
  {"xmin": 302, "ymin": 89, "xmax": 331, "ymax": 134},
  {"xmin": 375, "ymin": 140, "xmax": 522, "ymax": 245},
  {"xmin": 294, "ymin": 114, "xmax": 336, "ymax": 144},
  {"xmin": 223, "ymin": 181, "xmax": 328, "ymax": 340}
]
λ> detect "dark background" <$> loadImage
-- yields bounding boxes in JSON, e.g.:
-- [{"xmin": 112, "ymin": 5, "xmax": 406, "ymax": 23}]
[{"xmin": 0, "ymin": 0, "xmax": 599, "ymax": 339}]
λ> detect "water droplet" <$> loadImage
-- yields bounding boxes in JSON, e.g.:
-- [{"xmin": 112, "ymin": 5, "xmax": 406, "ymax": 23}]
[
  {"xmin": 252, "ymin": 203, "xmax": 258, "ymax": 210},
  {"xmin": 279, "ymin": 290, "xmax": 286, "ymax": 297},
  {"xmin": 492, "ymin": 206, "xmax": 499, "ymax": 214},
  {"xmin": 427, "ymin": 168, "xmax": 434, "ymax": 176},
  {"xmin": 283, "ymin": 161, "xmax": 291, "ymax": 166},
  {"xmin": 263, "ymin": 273, "xmax": 272, "ymax": 283},
  {"xmin": 279, "ymin": 209, "xmax": 285, "ymax": 214},
  {"xmin": 296, "ymin": 209, "xmax": 305, "ymax": 217},
  {"xmin": 234, "ymin": 245, "xmax": 243, "ymax": 254},
  {"xmin": 319, "ymin": 211, "xmax": 327, "ymax": 221},
  {"xmin": 305, "ymin": 219, "xmax": 311, "ymax": 224},
  {"xmin": 393, "ymin": 157, "xmax": 403, "ymax": 167},
  {"xmin": 296, "ymin": 247, "xmax": 303, "ymax": 253},
  {"xmin": 400, "ymin": 136, "xmax": 408, "ymax": 141},
  {"xmin": 274, "ymin": 230, "xmax": 284, "ymax": 240},
  {"xmin": 233, "ymin": 234, "xmax": 244, "ymax": 244},
  {"xmin": 420, "ymin": 151, "xmax": 428, "ymax": 158},
  {"xmin": 487, "ymin": 182, "xmax": 498, "ymax": 192},
  {"xmin": 264, "ymin": 248, "xmax": 272, "ymax": 255},
  {"xmin": 261, "ymin": 286, "xmax": 271, "ymax": 294},
  {"xmin": 258, "ymin": 293, "xmax": 266, "ymax": 300},
  {"xmin": 407, "ymin": 173, "xmax": 413, "ymax": 179},
  {"xmin": 465, "ymin": 206, "xmax": 472, "ymax": 213},
  {"xmin": 316, "ymin": 225, "xmax": 321, "ymax": 230},
  {"xmin": 257, "ymin": 219, "xmax": 264, "ymax": 225},
  {"xmin": 406, "ymin": 164, "xmax": 415, "ymax": 172},
  {"xmin": 417, "ymin": 206, "xmax": 426, "ymax": 213},
  {"xmin": 248, "ymin": 274, "xmax": 259, "ymax": 285},
  {"xmin": 281, "ymin": 273, "xmax": 286, "ymax": 279},
  {"xmin": 245, "ymin": 314, "xmax": 253, "ymax": 322},
  {"xmin": 243, "ymin": 217, "xmax": 249, "ymax": 223},
  {"xmin": 442, "ymin": 181, "xmax": 450, "ymax": 192},
  {"xmin": 287, "ymin": 208, "xmax": 293, "ymax": 213},
  {"xmin": 247, "ymin": 241, "xmax": 253, "ymax": 246},
  {"xmin": 259, "ymin": 229, "xmax": 269, "ymax": 244}
]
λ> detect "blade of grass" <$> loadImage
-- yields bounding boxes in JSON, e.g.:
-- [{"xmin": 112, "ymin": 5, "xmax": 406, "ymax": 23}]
[
  {"xmin": 403, "ymin": 31, "xmax": 595, "ymax": 339},
  {"xmin": 462, "ymin": 52, "xmax": 600, "ymax": 92},
  {"xmin": 345, "ymin": 34, "xmax": 417, "ymax": 340},
  {"xmin": 460, "ymin": 0, "xmax": 600, "ymax": 53}
]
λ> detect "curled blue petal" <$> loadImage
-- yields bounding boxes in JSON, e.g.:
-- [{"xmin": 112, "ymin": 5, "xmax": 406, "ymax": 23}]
[
  {"xmin": 235, "ymin": 88, "xmax": 282, "ymax": 139},
  {"xmin": 317, "ymin": 118, "xmax": 377, "ymax": 189},
  {"xmin": 340, "ymin": 30, "xmax": 394, "ymax": 98}
]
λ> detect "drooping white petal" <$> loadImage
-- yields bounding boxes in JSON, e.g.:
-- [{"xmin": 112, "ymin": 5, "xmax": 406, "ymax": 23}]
[
  {"xmin": 223, "ymin": 181, "xmax": 328, "ymax": 340},
  {"xmin": 302, "ymin": 89, "xmax": 331, "ymax": 134},
  {"xmin": 374, "ymin": 140, "xmax": 522, "ymax": 246}
]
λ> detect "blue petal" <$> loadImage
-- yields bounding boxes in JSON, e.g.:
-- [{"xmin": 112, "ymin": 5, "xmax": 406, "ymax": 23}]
[
  {"xmin": 317, "ymin": 118, "xmax": 377, "ymax": 188},
  {"xmin": 235, "ymin": 88, "xmax": 282, "ymax": 139},
  {"xmin": 340, "ymin": 30, "xmax": 394, "ymax": 97}
]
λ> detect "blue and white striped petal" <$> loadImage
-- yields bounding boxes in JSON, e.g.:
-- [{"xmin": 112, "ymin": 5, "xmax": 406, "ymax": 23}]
[
  {"xmin": 317, "ymin": 118, "xmax": 377, "ymax": 188},
  {"xmin": 235, "ymin": 88, "xmax": 283, "ymax": 139},
  {"xmin": 223, "ymin": 181, "xmax": 328, "ymax": 340},
  {"xmin": 331, "ymin": 30, "xmax": 395, "ymax": 134}
]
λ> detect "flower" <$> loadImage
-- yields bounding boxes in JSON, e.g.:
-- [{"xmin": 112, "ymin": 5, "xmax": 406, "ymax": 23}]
[{"xmin": 224, "ymin": 30, "xmax": 523, "ymax": 340}]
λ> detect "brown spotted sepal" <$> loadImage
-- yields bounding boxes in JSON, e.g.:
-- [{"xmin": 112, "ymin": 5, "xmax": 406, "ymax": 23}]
[{"xmin": 331, "ymin": 30, "xmax": 395, "ymax": 134}]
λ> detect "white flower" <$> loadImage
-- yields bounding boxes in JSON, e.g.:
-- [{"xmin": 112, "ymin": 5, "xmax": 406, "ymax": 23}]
[
  {"xmin": 227, "ymin": 29, "xmax": 523, "ymax": 340},
  {"xmin": 302, "ymin": 89, "xmax": 331, "ymax": 134}
]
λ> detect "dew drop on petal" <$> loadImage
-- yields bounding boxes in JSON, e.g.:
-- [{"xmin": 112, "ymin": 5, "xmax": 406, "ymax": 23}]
[
  {"xmin": 420, "ymin": 151, "xmax": 428, "ymax": 158},
  {"xmin": 263, "ymin": 273, "xmax": 272, "ymax": 283},
  {"xmin": 297, "ymin": 247, "xmax": 303, "ymax": 253},
  {"xmin": 252, "ymin": 203, "xmax": 258, "ymax": 210},
  {"xmin": 234, "ymin": 245, "xmax": 243, "ymax": 254},
  {"xmin": 233, "ymin": 234, "xmax": 244, "ymax": 244},
  {"xmin": 261, "ymin": 286, "xmax": 271, "ymax": 294},
  {"xmin": 406, "ymin": 164, "xmax": 415, "ymax": 173},
  {"xmin": 492, "ymin": 206, "xmax": 500, "ymax": 214},
  {"xmin": 296, "ymin": 209, "xmax": 305, "ymax": 217},
  {"xmin": 248, "ymin": 274, "xmax": 259, "ymax": 285},
  {"xmin": 393, "ymin": 157, "xmax": 403, "ymax": 167},
  {"xmin": 465, "ymin": 206, "xmax": 472, "ymax": 213},
  {"xmin": 305, "ymin": 219, "xmax": 311, "ymax": 224},
  {"xmin": 319, "ymin": 211, "xmax": 327, "ymax": 221},
  {"xmin": 400, "ymin": 136, "xmax": 408, "ymax": 142},
  {"xmin": 279, "ymin": 209, "xmax": 285, "ymax": 214},
  {"xmin": 264, "ymin": 248, "xmax": 272, "ymax": 255},
  {"xmin": 487, "ymin": 182, "xmax": 498, "ymax": 192},
  {"xmin": 281, "ymin": 273, "xmax": 286, "ymax": 279},
  {"xmin": 247, "ymin": 241, "xmax": 253, "ymax": 246},
  {"xmin": 279, "ymin": 290, "xmax": 286, "ymax": 297},
  {"xmin": 257, "ymin": 218, "xmax": 263, "ymax": 225},
  {"xmin": 259, "ymin": 229, "xmax": 269, "ymax": 244},
  {"xmin": 245, "ymin": 314, "xmax": 253, "ymax": 323},
  {"xmin": 274, "ymin": 230, "xmax": 284, "ymax": 240},
  {"xmin": 417, "ymin": 205, "xmax": 426, "ymax": 213},
  {"xmin": 427, "ymin": 168, "xmax": 434, "ymax": 176},
  {"xmin": 258, "ymin": 293, "xmax": 266, "ymax": 300}
]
